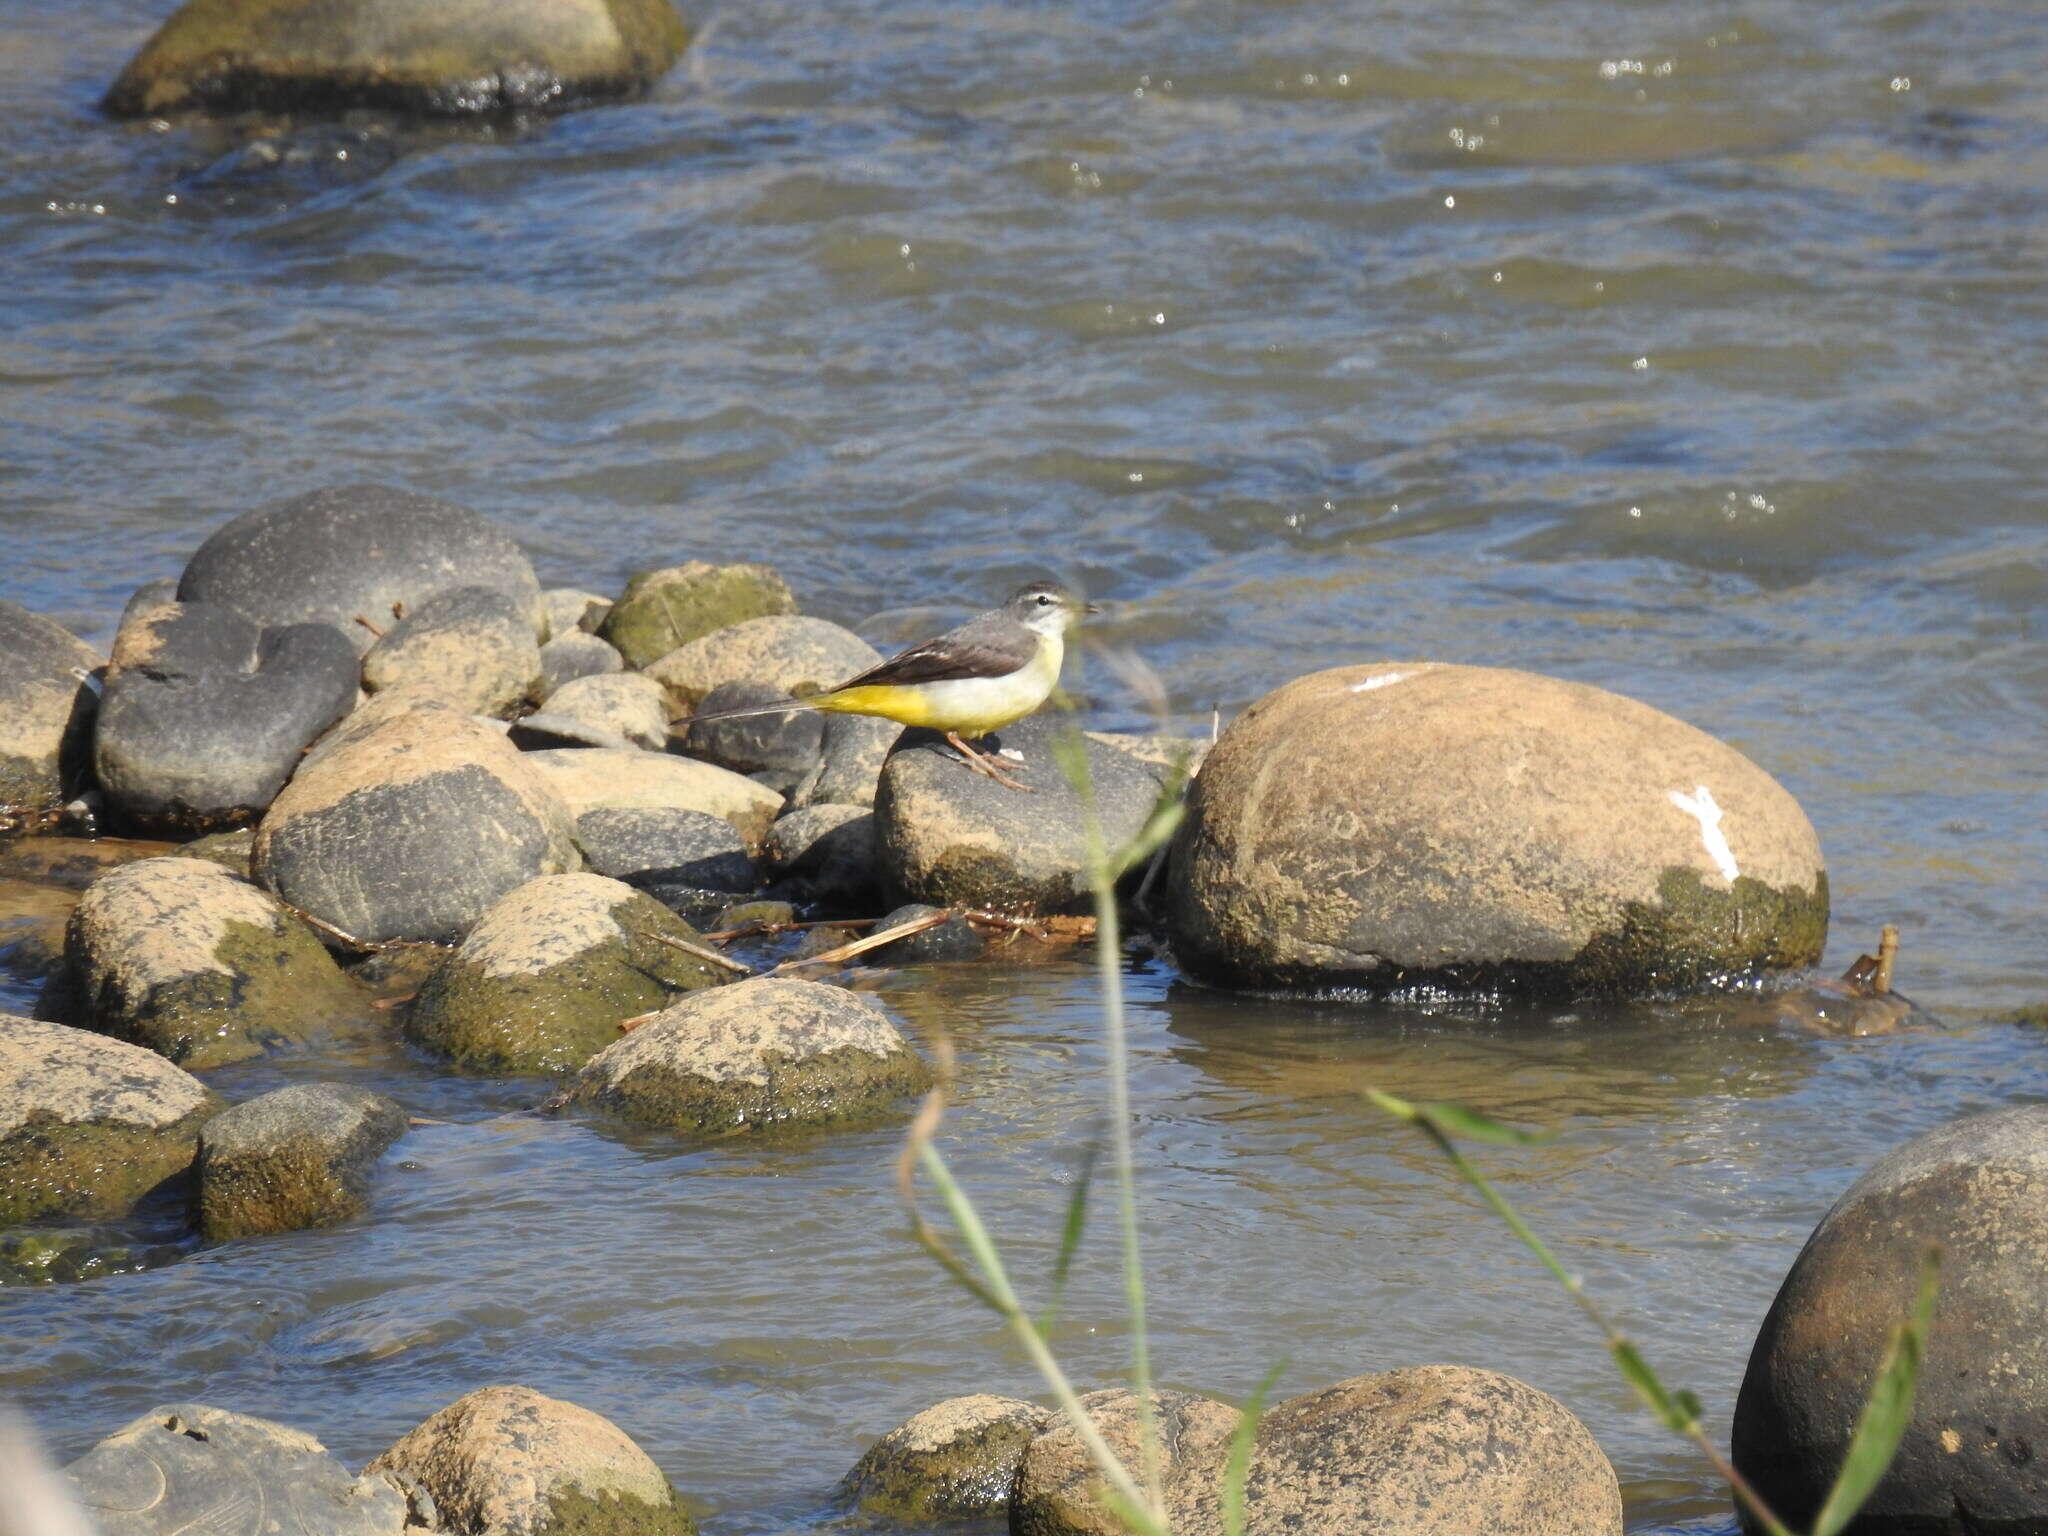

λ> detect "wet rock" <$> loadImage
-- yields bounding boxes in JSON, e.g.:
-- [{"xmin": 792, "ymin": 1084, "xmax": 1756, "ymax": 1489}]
[
  {"xmin": 710, "ymin": 898, "xmax": 796, "ymax": 931},
  {"xmin": 562, "ymin": 976, "xmax": 929, "ymax": 1133},
  {"xmin": 842, "ymin": 1394, "xmax": 1052, "ymax": 1521},
  {"xmin": 869, "ymin": 903, "xmax": 986, "ymax": 964},
  {"xmin": 875, "ymin": 714, "xmax": 1172, "ymax": 916},
  {"xmin": 647, "ymin": 615, "xmax": 878, "ymax": 710},
  {"xmin": 0, "ymin": 1222, "xmax": 185, "ymax": 1284},
  {"xmin": 601, "ymin": 560, "xmax": 795, "ymax": 671},
  {"xmin": 787, "ymin": 921, "xmax": 861, "ymax": 962},
  {"xmin": 680, "ymin": 681, "xmax": 824, "ymax": 791},
  {"xmin": 766, "ymin": 803, "xmax": 877, "ymax": 909},
  {"xmin": 1168, "ymin": 663, "xmax": 1828, "ymax": 996},
  {"xmin": 1732, "ymin": 1105, "xmax": 2048, "ymax": 1533},
  {"xmin": 172, "ymin": 826, "xmax": 257, "ymax": 878},
  {"xmin": 67, "ymin": 1404, "xmax": 406, "ymax": 1536},
  {"xmin": 542, "ymin": 588, "xmax": 612, "ymax": 640},
  {"xmin": 196, "ymin": 1081, "xmax": 406, "ymax": 1240},
  {"xmin": 539, "ymin": 630, "xmax": 625, "ymax": 697},
  {"xmin": 0, "ymin": 835, "xmax": 175, "ymax": 889},
  {"xmin": 789, "ymin": 712, "xmax": 903, "ymax": 810},
  {"xmin": 0, "ymin": 1017, "xmax": 219, "ymax": 1227},
  {"xmin": 0, "ymin": 875, "xmax": 75, "ymax": 980},
  {"xmin": 255, "ymin": 709, "xmax": 579, "ymax": 945},
  {"xmin": 362, "ymin": 585, "xmax": 543, "ymax": 718},
  {"xmin": 62, "ymin": 856, "xmax": 365, "ymax": 1069},
  {"xmin": 94, "ymin": 599, "xmax": 359, "ymax": 835},
  {"xmin": 574, "ymin": 807, "xmax": 756, "ymax": 898},
  {"xmin": 535, "ymin": 672, "xmax": 669, "ymax": 752},
  {"xmin": 367, "ymin": 1385, "xmax": 695, "ymax": 1536},
  {"xmin": 405, "ymin": 873, "xmax": 728, "ymax": 1075},
  {"xmin": 176, "ymin": 485, "xmax": 543, "ymax": 658},
  {"xmin": 0, "ymin": 600, "xmax": 101, "ymax": 835},
  {"xmin": 524, "ymin": 747, "xmax": 781, "ymax": 849}
]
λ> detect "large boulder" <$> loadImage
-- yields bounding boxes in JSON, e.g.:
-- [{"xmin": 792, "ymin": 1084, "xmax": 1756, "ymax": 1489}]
[
  {"xmin": 176, "ymin": 485, "xmax": 543, "ymax": 657},
  {"xmin": 62, "ymin": 856, "xmax": 366, "ymax": 1069},
  {"xmin": 1732, "ymin": 1105, "xmax": 2048, "ymax": 1532},
  {"xmin": 842, "ymin": 1395, "xmax": 1053, "ymax": 1521},
  {"xmin": 66, "ymin": 1404, "xmax": 407, "ymax": 1536},
  {"xmin": 404, "ymin": 873, "xmax": 729, "ymax": 1074},
  {"xmin": 0, "ymin": 1017, "xmax": 219, "ymax": 1228},
  {"xmin": 600, "ymin": 561, "xmax": 795, "ymax": 671},
  {"xmin": 94, "ymin": 597, "xmax": 359, "ymax": 835},
  {"xmin": 523, "ymin": 747, "xmax": 782, "ymax": 848},
  {"xmin": 195, "ymin": 1081, "xmax": 407, "ymax": 1239},
  {"xmin": 1011, "ymin": 1389, "xmax": 1245, "ymax": 1536},
  {"xmin": 361, "ymin": 585, "xmax": 543, "ymax": 717},
  {"xmin": 104, "ymin": 0, "xmax": 690, "ymax": 119},
  {"xmin": 0, "ymin": 600, "xmax": 100, "ymax": 834},
  {"xmin": 367, "ymin": 1385, "xmax": 695, "ymax": 1536},
  {"xmin": 1168, "ymin": 664, "xmax": 1827, "ymax": 995},
  {"xmin": 647, "ymin": 615, "xmax": 878, "ymax": 710},
  {"xmin": 573, "ymin": 807, "xmax": 757, "ymax": 899},
  {"xmin": 560, "ymin": 976, "xmax": 930, "ymax": 1134},
  {"xmin": 875, "ymin": 715, "xmax": 1173, "ymax": 916},
  {"xmin": 254, "ymin": 709, "xmax": 579, "ymax": 944}
]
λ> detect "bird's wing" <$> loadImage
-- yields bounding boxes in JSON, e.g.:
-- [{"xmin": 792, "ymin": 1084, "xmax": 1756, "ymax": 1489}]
[{"xmin": 834, "ymin": 613, "xmax": 1037, "ymax": 690}]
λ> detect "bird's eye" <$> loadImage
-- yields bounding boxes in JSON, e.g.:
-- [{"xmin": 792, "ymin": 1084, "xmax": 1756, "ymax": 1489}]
[{"xmin": 1037, "ymin": 594, "xmax": 1054, "ymax": 605}]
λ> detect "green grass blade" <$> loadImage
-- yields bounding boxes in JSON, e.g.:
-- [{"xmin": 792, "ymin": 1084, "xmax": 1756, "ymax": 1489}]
[
  {"xmin": 1608, "ymin": 1339, "xmax": 1701, "ymax": 1434},
  {"xmin": 1810, "ymin": 1250, "xmax": 1941, "ymax": 1536},
  {"xmin": 1220, "ymin": 1360, "xmax": 1288, "ymax": 1536}
]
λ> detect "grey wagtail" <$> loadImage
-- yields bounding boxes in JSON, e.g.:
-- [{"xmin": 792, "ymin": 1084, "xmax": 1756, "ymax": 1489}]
[{"xmin": 682, "ymin": 581, "xmax": 1095, "ymax": 791}]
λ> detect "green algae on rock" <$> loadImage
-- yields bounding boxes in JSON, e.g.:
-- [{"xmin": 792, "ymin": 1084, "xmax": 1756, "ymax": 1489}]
[
  {"xmin": 842, "ymin": 1394, "xmax": 1052, "ymax": 1521},
  {"xmin": 195, "ymin": 1081, "xmax": 407, "ymax": 1239},
  {"xmin": 600, "ymin": 561, "xmax": 795, "ymax": 671}
]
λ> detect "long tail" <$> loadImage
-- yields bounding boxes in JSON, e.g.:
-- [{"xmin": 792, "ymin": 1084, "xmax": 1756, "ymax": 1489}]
[{"xmin": 680, "ymin": 696, "xmax": 829, "ymax": 728}]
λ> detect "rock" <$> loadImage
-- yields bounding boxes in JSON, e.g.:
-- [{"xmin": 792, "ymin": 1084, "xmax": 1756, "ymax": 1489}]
[
  {"xmin": 0, "ymin": 1223, "xmax": 184, "ymax": 1284},
  {"xmin": 62, "ymin": 857, "xmax": 366, "ymax": 1069},
  {"xmin": 600, "ymin": 561, "xmax": 795, "ymax": 671},
  {"xmin": 1012, "ymin": 1389, "xmax": 1244, "ymax": 1536},
  {"xmin": 766, "ymin": 804, "xmax": 877, "ymax": 909},
  {"xmin": 0, "ymin": 875, "xmax": 77, "ymax": 980},
  {"xmin": 361, "ymin": 585, "xmax": 543, "ymax": 717},
  {"xmin": 561, "ymin": 976, "xmax": 929, "ymax": 1133},
  {"xmin": 524, "ymin": 747, "xmax": 781, "ymax": 848},
  {"xmin": 0, "ymin": 835, "xmax": 176, "ymax": 889},
  {"xmin": 367, "ymin": 1385, "xmax": 695, "ymax": 1536},
  {"xmin": 875, "ymin": 714, "xmax": 1172, "ymax": 916},
  {"xmin": 255, "ymin": 709, "xmax": 579, "ymax": 945},
  {"xmin": 646, "ymin": 615, "xmax": 878, "ymax": 710},
  {"xmin": 710, "ymin": 898, "xmax": 795, "ymax": 931},
  {"xmin": 404, "ymin": 873, "xmax": 728, "ymax": 1075},
  {"xmin": 176, "ymin": 485, "xmax": 543, "ymax": 658},
  {"xmin": 842, "ymin": 1395, "xmax": 1052, "ymax": 1520},
  {"xmin": 299, "ymin": 684, "xmax": 455, "ymax": 770},
  {"xmin": 94, "ymin": 599, "xmax": 359, "ymax": 835},
  {"xmin": 789, "ymin": 712, "xmax": 903, "ymax": 810},
  {"xmin": 67, "ymin": 1404, "xmax": 406, "ymax": 1536},
  {"xmin": 535, "ymin": 672, "xmax": 669, "ymax": 752},
  {"xmin": 1086, "ymin": 730, "xmax": 1209, "ymax": 778},
  {"xmin": 680, "ymin": 681, "xmax": 824, "ymax": 791},
  {"xmin": 539, "ymin": 630, "xmax": 624, "ymax": 697},
  {"xmin": 0, "ymin": 600, "xmax": 101, "ymax": 834},
  {"xmin": 574, "ymin": 807, "xmax": 756, "ymax": 897},
  {"xmin": 195, "ymin": 1081, "xmax": 406, "ymax": 1239},
  {"xmin": 542, "ymin": 588, "xmax": 612, "ymax": 640},
  {"xmin": 869, "ymin": 903, "xmax": 986, "ymax": 963},
  {"xmin": 1167, "ymin": 663, "xmax": 1828, "ymax": 996},
  {"xmin": 507, "ymin": 713, "xmax": 639, "ymax": 752},
  {"xmin": 172, "ymin": 826, "xmax": 257, "ymax": 877},
  {"xmin": 787, "ymin": 922, "xmax": 861, "ymax": 961},
  {"xmin": 1732, "ymin": 1105, "xmax": 2048, "ymax": 1533},
  {"xmin": 104, "ymin": 0, "xmax": 690, "ymax": 119},
  {"xmin": 0, "ymin": 1017, "xmax": 219, "ymax": 1227}
]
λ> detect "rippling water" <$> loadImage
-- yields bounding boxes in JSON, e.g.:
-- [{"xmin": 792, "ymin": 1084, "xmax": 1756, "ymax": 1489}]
[{"xmin": 2, "ymin": 0, "xmax": 2045, "ymax": 1530}]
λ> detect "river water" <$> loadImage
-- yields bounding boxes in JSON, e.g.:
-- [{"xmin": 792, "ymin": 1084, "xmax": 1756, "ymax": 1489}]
[{"xmin": 2, "ymin": 0, "xmax": 2045, "ymax": 1530}]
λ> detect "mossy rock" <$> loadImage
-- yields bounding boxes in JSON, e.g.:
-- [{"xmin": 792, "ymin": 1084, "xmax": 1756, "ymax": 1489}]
[
  {"xmin": 601, "ymin": 562, "xmax": 795, "ymax": 671},
  {"xmin": 842, "ymin": 1394, "xmax": 1052, "ymax": 1521}
]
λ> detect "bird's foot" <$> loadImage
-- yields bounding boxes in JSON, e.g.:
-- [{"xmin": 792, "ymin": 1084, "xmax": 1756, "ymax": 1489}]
[{"xmin": 946, "ymin": 733, "xmax": 1036, "ymax": 793}]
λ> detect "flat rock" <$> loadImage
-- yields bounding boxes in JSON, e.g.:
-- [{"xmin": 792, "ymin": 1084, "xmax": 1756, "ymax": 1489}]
[
  {"xmin": 542, "ymin": 588, "xmax": 612, "ymax": 640},
  {"xmin": 766, "ymin": 803, "xmax": 877, "ymax": 910},
  {"xmin": 842, "ymin": 1394, "xmax": 1052, "ymax": 1521},
  {"xmin": 524, "ymin": 747, "xmax": 782, "ymax": 849},
  {"xmin": 789, "ymin": 712, "xmax": 903, "ymax": 810},
  {"xmin": 575, "ymin": 807, "xmax": 756, "ymax": 897},
  {"xmin": 367, "ymin": 1385, "xmax": 695, "ymax": 1536},
  {"xmin": 538, "ymin": 630, "xmax": 624, "ymax": 698},
  {"xmin": 646, "ymin": 615, "xmax": 879, "ymax": 710},
  {"xmin": 680, "ymin": 681, "xmax": 823, "ymax": 790},
  {"xmin": 1168, "ymin": 663, "xmax": 1828, "ymax": 996},
  {"xmin": 601, "ymin": 560, "xmax": 795, "ymax": 671},
  {"xmin": 562, "ymin": 976, "xmax": 929, "ymax": 1134},
  {"xmin": 535, "ymin": 672, "xmax": 669, "ymax": 751},
  {"xmin": 196, "ymin": 1081, "xmax": 407, "ymax": 1239},
  {"xmin": 362, "ymin": 584, "xmax": 542, "ymax": 718},
  {"xmin": 0, "ymin": 600, "xmax": 101, "ymax": 835},
  {"xmin": 0, "ymin": 1017, "xmax": 220, "ymax": 1227}
]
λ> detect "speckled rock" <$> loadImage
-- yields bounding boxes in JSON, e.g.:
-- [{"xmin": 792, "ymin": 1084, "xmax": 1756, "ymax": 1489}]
[
  {"xmin": 789, "ymin": 712, "xmax": 903, "ymax": 810},
  {"xmin": 574, "ymin": 807, "xmax": 756, "ymax": 898},
  {"xmin": 524, "ymin": 747, "xmax": 781, "ymax": 849},
  {"xmin": 196, "ymin": 1081, "xmax": 407, "ymax": 1239},
  {"xmin": 646, "ymin": 615, "xmax": 878, "ymax": 710},
  {"xmin": 62, "ymin": 856, "xmax": 365, "ymax": 1069},
  {"xmin": 1733, "ymin": 1105, "xmax": 2048, "ymax": 1533},
  {"xmin": 869, "ymin": 903, "xmax": 986, "ymax": 964},
  {"xmin": 842, "ymin": 1395, "xmax": 1052, "ymax": 1521},
  {"xmin": 405, "ymin": 873, "xmax": 728, "ymax": 1075},
  {"xmin": 362, "ymin": 585, "xmax": 543, "ymax": 718},
  {"xmin": 367, "ymin": 1385, "xmax": 695, "ymax": 1536},
  {"xmin": 0, "ymin": 600, "xmax": 101, "ymax": 835},
  {"xmin": 254, "ymin": 709, "xmax": 579, "ymax": 945},
  {"xmin": 766, "ymin": 803, "xmax": 877, "ymax": 909},
  {"xmin": 875, "ymin": 714, "xmax": 1172, "ymax": 916},
  {"xmin": 601, "ymin": 561, "xmax": 795, "ymax": 671},
  {"xmin": 67, "ymin": 1404, "xmax": 407, "ymax": 1536},
  {"xmin": 1011, "ymin": 1389, "xmax": 1244, "ymax": 1536},
  {"xmin": 539, "ymin": 630, "xmax": 625, "ymax": 698},
  {"xmin": 176, "ymin": 485, "xmax": 543, "ymax": 657},
  {"xmin": 543, "ymin": 588, "xmax": 612, "ymax": 640},
  {"xmin": 562, "ymin": 976, "xmax": 929, "ymax": 1133},
  {"xmin": 536, "ymin": 672, "xmax": 669, "ymax": 751},
  {"xmin": 1168, "ymin": 663, "xmax": 1828, "ymax": 997},
  {"xmin": 0, "ymin": 1017, "xmax": 220, "ymax": 1228}
]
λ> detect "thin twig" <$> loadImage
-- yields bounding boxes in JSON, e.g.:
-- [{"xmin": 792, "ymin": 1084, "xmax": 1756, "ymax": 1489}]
[
  {"xmin": 353, "ymin": 614, "xmax": 385, "ymax": 638},
  {"xmin": 770, "ymin": 910, "xmax": 951, "ymax": 972},
  {"xmin": 285, "ymin": 903, "xmax": 435, "ymax": 954},
  {"xmin": 651, "ymin": 930, "xmax": 752, "ymax": 975}
]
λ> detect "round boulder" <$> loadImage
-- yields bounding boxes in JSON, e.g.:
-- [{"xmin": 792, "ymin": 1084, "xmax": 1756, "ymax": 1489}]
[
  {"xmin": 574, "ymin": 807, "xmax": 757, "ymax": 898},
  {"xmin": 1012, "ymin": 1389, "xmax": 1244, "ymax": 1536},
  {"xmin": 0, "ymin": 1017, "xmax": 220, "ymax": 1228},
  {"xmin": 646, "ymin": 615, "xmax": 878, "ymax": 710},
  {"xmin": 680, "ymin": 681, "xmax": 824, "ymax": 791},
  {"xmin": 1732, "ymin": 1105, "xmax": 2048, "ymax": 1532},
  {"xmin": 561, "ymin": 976, "xmax": 929, "ymax": 1133},
  {"xmin": 842, "ymin": 1394, "xmax": 1053, "ymax": 1521},
  {"xmin": 361, "ymin": 585, "xmax": 543, "ymax": 717},
  {"xmin": 1168, "ymin": 664, "xmax": 1827, "ymax": 995},
  {"xmin": 0, "ymin": 600, "xmax": 101, "ymax": 835},
  {"xmin": 536, "ymin": 671, "xmax": 669, "ymax": 751},
  {"xmin": 63, "ymin": 856, "xmax": 366, "ymax": 1069},
  {"xmin": 195, "ymin": 1081, "xmax": 407, "ymax": 1239},
  {"xmin": 789, "ymin": 712, "xmax": 903, "ymax": 811},
  {"xmin": 539, "ymin": 630, "xmax": 624, "ymax": 698},
  {"xmin": 367, "ymin": 1385, "xmax": 695, "ymax": 1536},
  {"xmin": 254, "ymin": 709, "xmax": 579, "ymax": 944},
  {"xmin": 600, "ymin": 560, "xmax": 795, "ymax": 671},
  {"xmin": 405, "ymin": 873, "xmax": 729, "ymax": 1074},
  {"xmin": 522, "ymin": 747, "xmax": 782, "ymax": 849}
]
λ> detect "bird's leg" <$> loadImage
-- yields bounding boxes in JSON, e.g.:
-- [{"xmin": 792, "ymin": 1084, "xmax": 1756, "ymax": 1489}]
[{"xmin": 944, "ymin": 730, "xmax": 1034, "ymax": 792}]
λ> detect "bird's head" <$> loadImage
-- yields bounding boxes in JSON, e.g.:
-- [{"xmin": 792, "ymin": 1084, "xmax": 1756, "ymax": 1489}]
[{"xmin": 1005, "ymin": 581, "xmax": 1097, "ymax": 637}]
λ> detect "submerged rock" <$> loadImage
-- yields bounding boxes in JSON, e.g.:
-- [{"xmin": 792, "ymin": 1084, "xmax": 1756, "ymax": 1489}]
[
  {"xmin": 405, "ymin": 873, "xmax": 728, "ymax": 1074},
  {"xmin": 524, "ymin": 747, "xmax": 782, "ymax": 848},
  {"xmin": 1168, "ymin": 663, "xmax": 1827, "ymax": 996},
  {"xmin": 842, "ymin": 1394, "xmax": 1052, "ymax": 1521},
  {"xmin": 562, "ymin": 976, "xmax": 929, "ymax": 1133},
  {"xmin": 368, "ymin": 1385, "xmax": 696, "ymax": 1536},
  {"xmin": 1732, "ymin": 1105, "xmax": 2048, "ymax": 1533},
  {"xmin": 0, "ymin": 1017, "xmax": 219, "ymax": 1228},
  {"xmin": 535, "ymin": 671, "xmax": 669, "ymax": 751},
  {"xmin": 196, "ymin": 1081, "xmax": 407, "ymax": 1239},
  {"xmin": 647, "ymin": 615, "xmax": 878, "ymax": 710},
  {"xmin": 0, "ymin": 600, "xmax": 101, "ymax": 835},
  {"xmin": 601, "ymin": 560, "xmax": 795, "ymax": 671},
  {"xmin": 574, "ymin": 806, "xmax": 757, "ymax": 898},
  {"xmin": 361, "ymin": 584, "xmax": 543, "ymax": 717}
]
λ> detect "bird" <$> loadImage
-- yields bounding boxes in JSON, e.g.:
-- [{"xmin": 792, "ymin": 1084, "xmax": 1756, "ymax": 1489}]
[{"xmin": 679, "ymin": 580, "xmax": 1096, "ymax": 791}]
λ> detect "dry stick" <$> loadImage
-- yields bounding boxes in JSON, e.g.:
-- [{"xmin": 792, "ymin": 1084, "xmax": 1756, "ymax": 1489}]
[
  {"xmin": 770, "ymin": 909, "xmax": 952, "ymax": 972},
  {"xmin": 353, "ymin": 614, "xmax": 385, "ymax": 639},
  {"xmin": 1875, "ymin": 925, "xmax": 1900, "ymax": 994},
  {"xmin": 285, "ymin": 903, "xmax": 434, "ymax": 954},
  {"xmin": 698, "ymin": 916, "xmax": 884, "ymax": 943},
  {"xmin": 650, "ymin": 930, "xmax": 753, "ymax": 975}
]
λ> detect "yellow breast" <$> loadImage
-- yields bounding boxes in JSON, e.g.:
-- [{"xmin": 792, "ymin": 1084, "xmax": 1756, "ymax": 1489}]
[{"xmin": 819, "ymin": 633, "xmax": 1062, "ymax": 736}]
